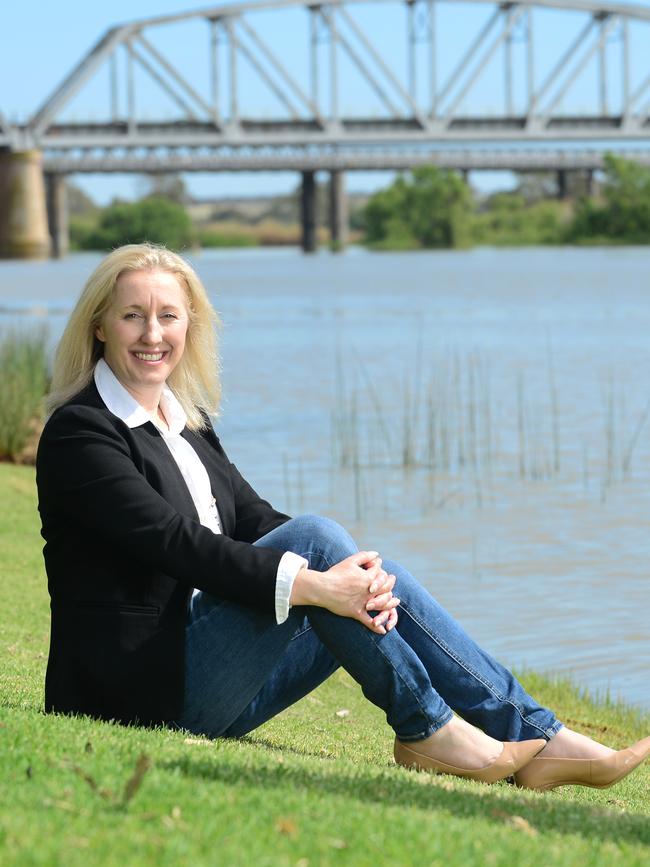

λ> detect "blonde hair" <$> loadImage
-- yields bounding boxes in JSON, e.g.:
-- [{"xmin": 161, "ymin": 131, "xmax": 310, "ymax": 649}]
[{"xmin": 47, "ymin": 244, "xmax": 221, "ymax": 430}]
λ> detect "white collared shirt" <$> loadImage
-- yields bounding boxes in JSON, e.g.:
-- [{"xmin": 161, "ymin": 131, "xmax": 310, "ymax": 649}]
[{"xmin": 94, "ymin": 358, "xmax": 305, "ymax": 623}]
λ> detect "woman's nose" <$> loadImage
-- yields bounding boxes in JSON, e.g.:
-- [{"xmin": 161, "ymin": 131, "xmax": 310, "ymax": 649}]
[{"xmin": 142, "ymin": 317, "xmax": 162, "ymax": 343}]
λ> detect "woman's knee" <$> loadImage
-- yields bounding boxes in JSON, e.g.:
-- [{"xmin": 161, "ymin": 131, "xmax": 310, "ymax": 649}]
[{"xmin": 285, "ymin": 514, "xmax": 357, "ymax": 565}]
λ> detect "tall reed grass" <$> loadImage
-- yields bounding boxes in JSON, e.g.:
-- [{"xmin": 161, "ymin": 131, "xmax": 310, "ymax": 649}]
[
  {"xmin": 329, "ymin": 345, "xmax": 650, "ymax": 516},
  {"xmin": 0, "ymin": 328, "xmax": 49, "ymax": 462}
]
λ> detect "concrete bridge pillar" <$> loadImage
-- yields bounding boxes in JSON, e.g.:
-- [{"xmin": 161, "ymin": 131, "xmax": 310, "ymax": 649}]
[
  {"xmin": 300, "ymin": 170, "xmax": 317, "ymax": 253},
  {"xmin": 557, "ymin": 169, "xmax": 568, "ymax": 200},
  {"xmin": 328, "ymin": 170, "xmax": 348, "ymax": 252},
  {"xmin": 0, "ymin": 150, "xmax": 50, "ymax": 259},
  {"xmin": 46, "ymin": 173, "xmax": 69, "ymax": 259}
]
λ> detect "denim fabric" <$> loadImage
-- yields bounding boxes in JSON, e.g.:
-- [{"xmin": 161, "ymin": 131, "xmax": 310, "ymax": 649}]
[{"xmin": 175, "ymin": 514, "xmax": 562, "ymax": 742}]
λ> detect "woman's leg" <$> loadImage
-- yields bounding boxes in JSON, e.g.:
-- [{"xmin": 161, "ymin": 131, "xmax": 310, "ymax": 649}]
[
  {"xmin": 253, "ymin": 515, "xmax": 559, "ymax": 744},
  {"xmin": 177, "ymin": 515, "xmax": 455, "ymax": 741},
  {"xmin": 175, "ymin": 590, "xmax": 340, "ymax": 738},
  {"xmin": 382, "ymin": 558, "xmax": 562, "ymax": 742}
]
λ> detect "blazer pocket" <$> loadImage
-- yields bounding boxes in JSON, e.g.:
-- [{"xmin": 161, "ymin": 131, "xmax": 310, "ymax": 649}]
[{"xmin": 75, "ymin": 600, "xmax": 160, "ymax": 617}]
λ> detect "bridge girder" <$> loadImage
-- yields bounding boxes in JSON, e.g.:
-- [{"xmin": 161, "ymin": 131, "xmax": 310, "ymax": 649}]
[{"xmin": 3, "ymin": 0, "xmax": 650, "ymax": 166}]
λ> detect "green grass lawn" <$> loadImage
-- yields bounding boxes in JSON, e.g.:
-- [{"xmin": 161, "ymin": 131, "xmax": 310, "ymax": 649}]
[{"xmin": 1, "ymin": 463, "xmax": 648, "ymax": 866}]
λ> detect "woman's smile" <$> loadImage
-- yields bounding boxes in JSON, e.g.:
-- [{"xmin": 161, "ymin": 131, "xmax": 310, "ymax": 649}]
[{"xmin": 132, "ymin": 350, "xmax": 167, "ymax": 362}]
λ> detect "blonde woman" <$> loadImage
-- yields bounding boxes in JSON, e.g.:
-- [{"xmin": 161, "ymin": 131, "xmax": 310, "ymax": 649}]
[{"xmin": 37, "ymin": 244, "xmax": 649, "ymax": 792}]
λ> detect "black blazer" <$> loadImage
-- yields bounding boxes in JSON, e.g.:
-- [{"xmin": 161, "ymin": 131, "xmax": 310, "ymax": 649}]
[{"xmin": 36, "ymin": 381, "xmax": 291, "ymax": 726}]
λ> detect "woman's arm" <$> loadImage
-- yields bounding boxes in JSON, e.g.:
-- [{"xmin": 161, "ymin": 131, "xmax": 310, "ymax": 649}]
[{"xmin": 37, "ymin": 404, "xmax": 285, "ymax": 611}]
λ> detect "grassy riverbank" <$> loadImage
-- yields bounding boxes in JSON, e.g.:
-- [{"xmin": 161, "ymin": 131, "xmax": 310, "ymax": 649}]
[{"xmin": 1, "ymin": 463, "xmax": 648, "ymax": 866}]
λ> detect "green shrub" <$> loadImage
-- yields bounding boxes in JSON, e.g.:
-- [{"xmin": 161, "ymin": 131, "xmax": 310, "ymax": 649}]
[
  {"xmin": 471, "ymin": 194, "xmax": 566, "ymax": 246},
  {"xmin": 0, "ymin": 329, "xmax": 49, "ymax": 462},
  {"xmin": 69, "ymin": 215, "xmax": 100, "ymax": 251},
  {"xmin": 80, "ymin": 196, "xmax": 194, "ymax": 251},
  {"xmin": 362, "ymin": 168, "xmax": 472, "ymax": 249},
  {"xmin": 197, "ymin": 229, "xmax": 257, "ymax": 248}
]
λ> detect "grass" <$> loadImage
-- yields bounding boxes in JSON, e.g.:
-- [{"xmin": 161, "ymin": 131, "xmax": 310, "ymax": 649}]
[
  {"xmin": 1, "ymin": 462, "xmax": 649, "ymax": 866},
  {"xmin": 0, "ymin": 329, "xmax": 49, "ymax": 462}
]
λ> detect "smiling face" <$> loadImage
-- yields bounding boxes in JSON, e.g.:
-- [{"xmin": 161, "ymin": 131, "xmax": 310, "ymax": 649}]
[{"xmin": 95, "ymin": 268, "xmax": 190, "ymax": 410}]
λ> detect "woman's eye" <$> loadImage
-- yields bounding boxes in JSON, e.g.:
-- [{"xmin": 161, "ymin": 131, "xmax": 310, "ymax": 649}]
[
  {"xmin": 124, "ymin": 312, "xmax": 141, "ymax": 320},
  {"xmin": 162, "ymin": 313, "xmax": 178, "ymax": 320}
]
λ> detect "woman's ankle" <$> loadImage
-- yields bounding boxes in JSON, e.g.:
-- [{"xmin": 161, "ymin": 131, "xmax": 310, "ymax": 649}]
[{"xmin": 539, "ymin": 726, "xmax": 615, "ymax": 760}]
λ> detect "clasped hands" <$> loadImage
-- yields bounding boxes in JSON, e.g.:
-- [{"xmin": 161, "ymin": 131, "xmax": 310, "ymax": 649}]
[{"xmin": 291, "ymin": 551, "xmax": 399, "ymax": 635}]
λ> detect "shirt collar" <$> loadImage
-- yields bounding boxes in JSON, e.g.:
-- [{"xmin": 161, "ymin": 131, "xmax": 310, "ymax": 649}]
[{"xmin": 94, "ymin": 357, "xmax": 187, "ymax": 435}]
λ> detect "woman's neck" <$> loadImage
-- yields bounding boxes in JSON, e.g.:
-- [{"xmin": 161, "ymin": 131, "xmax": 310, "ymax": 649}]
[{"xmin": 123, "ymin": 383, "xmax": 164, "ymax": 416}]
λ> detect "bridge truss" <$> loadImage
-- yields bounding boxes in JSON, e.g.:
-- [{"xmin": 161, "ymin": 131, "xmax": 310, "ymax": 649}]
[{"xmin": 3, "ymin": 0, "xmax": 650, "ymax": 173}]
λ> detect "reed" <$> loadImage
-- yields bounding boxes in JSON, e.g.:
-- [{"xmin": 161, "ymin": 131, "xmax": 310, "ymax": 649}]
[
  {"xmin": 327, "ymin": 345, "xmax": 650, "ymax": 520},
  {"xmin": 0, "ymin": 328, "xmax": 49, "ymax": 463}
]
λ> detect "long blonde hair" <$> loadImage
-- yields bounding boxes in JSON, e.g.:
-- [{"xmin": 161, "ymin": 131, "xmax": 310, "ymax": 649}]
[{"xmin": 47, "ymin": 244, "xmax": 221, "ymax": 430}]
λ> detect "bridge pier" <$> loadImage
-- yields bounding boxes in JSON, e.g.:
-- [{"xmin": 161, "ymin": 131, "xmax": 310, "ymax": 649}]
[
  {"xmin": 0, "ymin": 150, "xmax": 50, "ymax": 259},
  {"xmin": 328, "ymin": 170, "xmax": 348, "ymax": 251},
  {"xmin": 300, "ymin": 170, "xmax": 317, "ymax": 253},
  {"xmin": 45, "ymin": 173, "xmax": 69, "ymax": 259}
]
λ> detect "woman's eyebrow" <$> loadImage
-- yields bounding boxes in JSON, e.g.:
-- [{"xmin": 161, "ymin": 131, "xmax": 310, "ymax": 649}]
[{"xmin": 121, "ymin": 302, "xmax": 183, "ymax": 311}]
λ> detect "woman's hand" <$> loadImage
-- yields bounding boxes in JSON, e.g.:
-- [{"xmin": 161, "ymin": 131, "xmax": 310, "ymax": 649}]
[{"xmin": 290, "ymin": 552, "xmax": 399, "ymax": 635}]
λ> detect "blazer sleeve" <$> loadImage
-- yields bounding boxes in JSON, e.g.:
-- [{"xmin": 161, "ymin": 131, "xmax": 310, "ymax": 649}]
[{"xmin": 36, "ymin": 404, "xmax": 286, "ymax": 612}]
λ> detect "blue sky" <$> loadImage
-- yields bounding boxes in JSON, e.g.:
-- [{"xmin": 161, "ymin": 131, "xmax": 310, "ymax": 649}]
[{"xmin": 2, "ymin": 0, "xmax": 648, "ymax": 203}]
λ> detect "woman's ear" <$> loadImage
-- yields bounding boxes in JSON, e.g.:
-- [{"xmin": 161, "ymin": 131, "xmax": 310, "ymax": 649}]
[{"xmin": 94, "ymin": 325, "xmax": 105, "ymax": 342}]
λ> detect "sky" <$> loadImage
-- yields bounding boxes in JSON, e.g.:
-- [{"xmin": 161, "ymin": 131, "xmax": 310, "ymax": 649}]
[{"xmin": 2, "ymin": 0, "xmax": 649, "ymax": 204}]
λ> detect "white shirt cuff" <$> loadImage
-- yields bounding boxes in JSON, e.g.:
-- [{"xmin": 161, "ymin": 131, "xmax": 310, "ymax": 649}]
[{"xmin": 275, "ymin": 551, "xmax": 308, "ymax": 624}]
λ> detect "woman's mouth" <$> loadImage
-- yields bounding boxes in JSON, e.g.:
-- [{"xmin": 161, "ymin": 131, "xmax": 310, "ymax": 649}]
[{"xmin": 132, "ymin": 351, "xmax": 166, "ymax": 362}]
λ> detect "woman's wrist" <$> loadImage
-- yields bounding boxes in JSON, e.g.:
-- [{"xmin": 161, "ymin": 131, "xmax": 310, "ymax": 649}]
[{"xmin": 289, "ymin": 566, "xmax": 324, "ymax": 608}]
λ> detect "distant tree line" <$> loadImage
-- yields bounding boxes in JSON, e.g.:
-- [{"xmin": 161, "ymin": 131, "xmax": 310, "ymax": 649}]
[
  {"xmin": 359, "ymin": 154, "xmax": 650, "ymax": 249},
  {"xmin": 69, "ymin": 155, "xmax": 650, "ymax": 252}
]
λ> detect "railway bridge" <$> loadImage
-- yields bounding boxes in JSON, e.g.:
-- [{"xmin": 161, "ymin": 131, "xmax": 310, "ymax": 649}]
[{"xmin": 3, "ymin": 0, "xmax": 650, "ymax": 256}]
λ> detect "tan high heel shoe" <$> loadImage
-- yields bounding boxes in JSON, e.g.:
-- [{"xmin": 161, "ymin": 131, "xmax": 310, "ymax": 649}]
[
  {"xmin": 394, "ymin": 736, "xmax": 546, "ymax": 784},
  {"xmin": 514, "ymin": 735, "xmax": 650, "ymax": 792}
]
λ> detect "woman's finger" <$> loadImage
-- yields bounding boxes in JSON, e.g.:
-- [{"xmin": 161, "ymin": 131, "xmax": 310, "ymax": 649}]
[
  {"xmin": 367, "ymin": 592, "xmax": 399, "ymax": 611},
  {"xmin": 367, "ymin": 572, "xmax": 396, "ymax": 598},
  {"xmin": 354, "ymin": 604, "xmax": 390, "ymax": 634},
  {"xmin": 385, "ymin": 608, "xmax": 399, "ymax": 630},
  {"xmin": 372, "ymin": 610, "xmax": 391, "ymax": 628},
  {"xmin": 374, "ymin": 598, "xmax": 400, "ymax": 617},
  {"xmin": 365, "ymin": 562, "xmax": 385, "ymax": 594}
]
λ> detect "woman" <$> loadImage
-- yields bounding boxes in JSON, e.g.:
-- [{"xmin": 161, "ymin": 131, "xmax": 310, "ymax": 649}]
[{"xmin": 37, "ymin": 244, "xmax": 649, "ymax": 792}]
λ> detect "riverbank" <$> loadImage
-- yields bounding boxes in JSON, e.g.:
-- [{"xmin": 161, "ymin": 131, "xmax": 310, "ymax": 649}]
[{"xmin": 1, "ymin": 463, "xmax": 648, "ymax": 866}]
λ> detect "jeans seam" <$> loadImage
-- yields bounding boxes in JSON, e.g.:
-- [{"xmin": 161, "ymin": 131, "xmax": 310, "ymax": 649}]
[
  {"xmin": 303, "ymin": 550, "xmax": 334, "ymax": 571},
  {"xmin": 399, "ymin": 600, "xmax": 554, "ymax": 739}
]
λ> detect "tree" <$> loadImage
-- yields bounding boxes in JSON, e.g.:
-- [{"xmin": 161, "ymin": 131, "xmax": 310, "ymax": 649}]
[
  {"xmin": 66, "ymin": 182, "xmax": 99, "ymax": 217},
  {"xmin": 82, "ymin": 196, "xmax": 194, "ymax": 251},
  {"xmin": 362, "ymin": 167, "xmax": 472, "ymax": 249},
  {"xmin": 139, "ymin": 173, "xmax": 190, "ymax": 205},
  {"xmin": 570, "ymin": 155, "xmax": 650, "ymax": 243},
  {"xmin": 471, "ymin": 191, "xmax": 565, "ymax": 246}
]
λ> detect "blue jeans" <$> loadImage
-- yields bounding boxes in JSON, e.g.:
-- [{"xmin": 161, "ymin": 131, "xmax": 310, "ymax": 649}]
[{"xmin": 175, "ymin": 515, "xmax": 562, "ymax": 742}]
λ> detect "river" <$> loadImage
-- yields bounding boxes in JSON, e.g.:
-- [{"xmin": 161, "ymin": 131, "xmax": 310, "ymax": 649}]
[{"xmin": 1, "ymin": 245, "xmax": 649, "ymax": 713}]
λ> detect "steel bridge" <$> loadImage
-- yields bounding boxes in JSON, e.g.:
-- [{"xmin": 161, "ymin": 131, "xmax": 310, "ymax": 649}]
[{"xmin": 2, "ymin": 0, "xmax": 650, "ymax": 256}]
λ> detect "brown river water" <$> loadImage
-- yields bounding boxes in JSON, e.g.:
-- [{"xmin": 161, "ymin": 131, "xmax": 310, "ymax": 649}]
[{"xmin": 1, "ymin": 245, "xmax": 648, "ymax": 712}]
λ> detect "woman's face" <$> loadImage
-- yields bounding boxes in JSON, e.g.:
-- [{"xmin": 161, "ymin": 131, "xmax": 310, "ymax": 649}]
[{"xmin": 95, "ymin": 268, "xmax": 190, "ymax": 403}]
